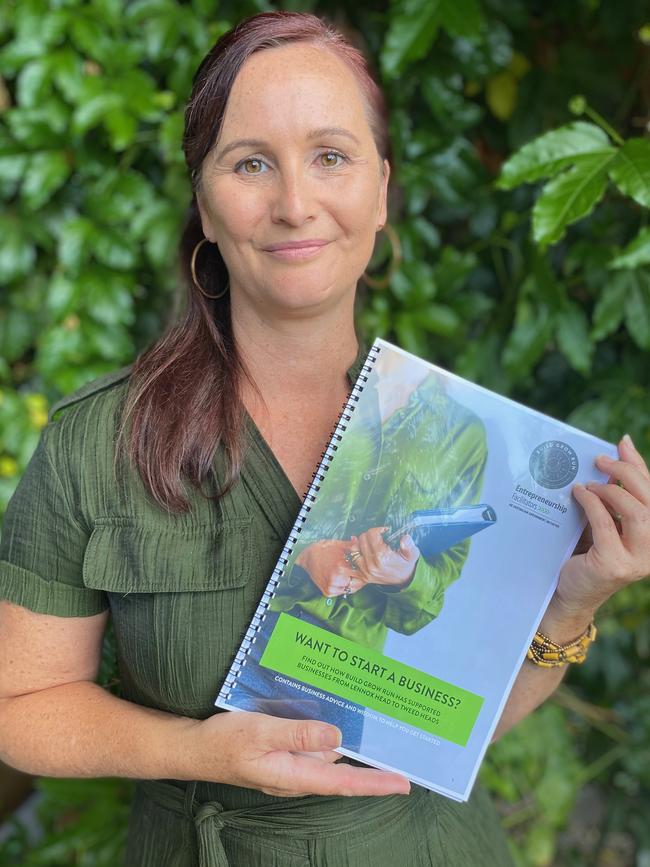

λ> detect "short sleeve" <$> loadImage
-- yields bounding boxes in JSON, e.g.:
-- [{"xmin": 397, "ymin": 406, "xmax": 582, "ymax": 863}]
[{"xmin": 0, "ymin": 426, "xmax": 108, "ymax": 617}]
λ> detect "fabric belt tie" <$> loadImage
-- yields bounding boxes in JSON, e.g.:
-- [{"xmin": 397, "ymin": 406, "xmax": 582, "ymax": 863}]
[
  {"xmin": 193, "ymin": 801, "xmax": 229, "ymax": 867},
  {"xmin": 139, "ymin": 778, "xmax": 423, "ymax": 867}
]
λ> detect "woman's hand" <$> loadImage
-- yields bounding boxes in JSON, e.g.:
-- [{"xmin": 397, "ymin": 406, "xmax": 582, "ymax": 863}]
[
  {"xmin": 556, "ymin": 434, "xmax": 650, "ymax": 620},
  {"xmin": 186, "ymin": 711, "xmax": 410, "ymax": 797},
  {"xmin": 350, "ymin": 527, "xmax": 420, "ymax": 588},
  {"xmin": 295, "ymin": 540, "xmax": 365, "ymax": 597}
]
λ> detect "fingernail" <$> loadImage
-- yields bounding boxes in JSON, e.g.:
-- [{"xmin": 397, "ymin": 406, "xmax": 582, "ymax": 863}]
[
  {"xmin": 322, "ymin": 727, "xmax": 342, "ymax": 749},
  {"xmin": 596, "ymin": 454, "xmax": 614, "ymax": 464},
  {"xmin": 623, "ymin": 433, "xmax": 635, "ymax": 449}
]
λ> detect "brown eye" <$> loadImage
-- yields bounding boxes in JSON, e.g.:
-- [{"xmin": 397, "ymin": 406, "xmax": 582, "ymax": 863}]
[
  {"xmin": 320, "ymin": 152, "xmax": 342, "ymax": 167},
  {"xmin": 242, "ymin": 158, "xmax": 263, "ymax": 174}
]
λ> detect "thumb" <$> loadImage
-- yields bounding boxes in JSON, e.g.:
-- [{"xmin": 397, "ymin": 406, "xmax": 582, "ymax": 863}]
[
  {"xmin": 266, "ymin": 718, "xmax": 342, "ymax": 753},
  {"xmin": 399, "ymin": 534, "xmax": 419, "ymax": 560}
]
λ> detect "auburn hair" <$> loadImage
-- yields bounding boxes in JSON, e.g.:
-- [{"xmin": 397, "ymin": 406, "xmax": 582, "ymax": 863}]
[{"xmin": 117, "ymin": 11, "xmax": 391, "ymax": 512}]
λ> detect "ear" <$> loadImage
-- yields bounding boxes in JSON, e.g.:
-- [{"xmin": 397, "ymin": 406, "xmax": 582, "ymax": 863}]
[
  {"xmin": 377, "ymin": 159, "xmax": 390, "ymax": 228},
  {"xmin": 195, "ymin": 189, "xmax": 214, "ymax": 243}
]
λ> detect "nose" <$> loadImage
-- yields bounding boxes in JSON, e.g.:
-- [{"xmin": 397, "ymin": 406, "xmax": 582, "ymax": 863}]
[{"xmin": 270, "ymin": 165, "xmax": 316, "ymax": 227}]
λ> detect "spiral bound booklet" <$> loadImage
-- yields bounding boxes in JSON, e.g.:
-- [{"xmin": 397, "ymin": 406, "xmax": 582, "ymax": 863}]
[{"xmin": 215, "ymin": 338, "xmax": 617, "ymax": 802}]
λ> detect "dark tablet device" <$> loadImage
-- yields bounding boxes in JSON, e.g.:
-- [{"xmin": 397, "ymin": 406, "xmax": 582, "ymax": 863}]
[{"xmin": 384, "ymin": 504, "xmax": 497, "ymax": 562}]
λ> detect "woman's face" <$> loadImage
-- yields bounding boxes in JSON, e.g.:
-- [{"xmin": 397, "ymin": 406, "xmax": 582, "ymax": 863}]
[{"xmin": 196, "ymin": 42, "xmax": 390, "ymax": 318}]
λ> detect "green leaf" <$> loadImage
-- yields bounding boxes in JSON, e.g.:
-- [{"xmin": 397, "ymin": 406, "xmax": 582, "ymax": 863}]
[
  {"xmin": 93, "ymin": 228, "xmax": 139, "ymax": 270},
  {"xmin": 85, "ymin": 170, "xmax": 153, "ymax": 225},
  {"xmin": 433, "ymin": 246, "xmax": 478, "ymax": 295},
  {"xmin": 83, "ymin": 267, "xmax": 136, "ymax": 327},
  {"xmin": 421, "ymin": 78, "xmax": 482, "ymax": 133},
  {"xmin": 609, "ymin": 227, "xmax": 650, "ymax": 270},
  {"xmin": 0, "ymin": 219, "xmax": 36, "ymax": 282},
  {"xmin": 144, "ymin": 212, "xmax": 182, "ymax": 268},
  {"xmin": 503, "ymin": 275, "xmax": 554, "ymax": 380},
  {"xmin": 624, "ymin": 270, "xmax": 650, "ymax": 350},
  {"xmin": 496, "ymin": 122, "xmax": 613, "ymax": 190},
  {"xmin": 0, "ymin": 308, "xmax": 35, "ymax": 362},
  {"xmin": 5, "ymin": 100, "xmax": 69, "ymax": 147},
  {"xmin": 57, "ymin": 216, "xmax": 95, "ymax": 274},
  {"xmin": 50, "ymin": 48, "xmax": 85, "ymax": 104},
  {"xmin": 438, "ymin": 0, "xmax": 483, "ymax": 37},
  {"xmin": 591, "ymin": 272, "xmax": 628, "ymax": 340},
  {"xmin": 555, "ymin": 304, "xmax": 593, "ymax": 374},
  {"xmin": 608, "ymin": 138, "xmax": 650, "ymax": 208},
  {"xmin": 104, "ymin": 108, "xmax": 138, "ymax": 151},
  {"xmin": 532, "ymin": 152, "xmax": 615, "ymax": 248},
  {"xmin": 0, "ymin": 154, "xmax": 27, "ymax": 198},
  {"xmin": 395, "ymin": 312, "xmax": 427, "ymax": 355},
  {"xmin": 72, "ymin": 92, "xmax": 124, "ymax": 136},
  {"xmin": 158, "ymin": 110, "xmax": 185, "ymax": 163},
  {"xmin": 16, "ymin": 58, "xmax": 51, "ymax": 108},
  {"xmin": 382, "ymin": 0, "xmax": 443, "ymax": 78},
  {"xmin": 502, "ymin": 288, "xmax": 554, "ymax": 378},
  {"xmin": 419, "ymin": 303, "xmax": 462, "ymax": 336},
  {"xmin": 21, "ymin": 151, "xmax": 71, "ymax": 209},
  {"xmin": 46, "ymin": 272, "xmax": 79, "ymax": 318}
]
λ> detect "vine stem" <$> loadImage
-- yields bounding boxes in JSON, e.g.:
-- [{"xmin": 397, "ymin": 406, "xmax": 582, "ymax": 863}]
[{"xmin": 584, "ymin": 105, "xmax": 625, "ymax": 146}]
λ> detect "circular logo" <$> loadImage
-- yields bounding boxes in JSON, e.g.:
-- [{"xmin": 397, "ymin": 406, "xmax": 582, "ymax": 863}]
[{"xmin": 529, "ymin": 441, "xmax": 579, "ymax": 489}]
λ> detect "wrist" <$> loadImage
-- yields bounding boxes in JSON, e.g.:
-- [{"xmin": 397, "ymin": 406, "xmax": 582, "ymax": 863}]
[
  {"xmin": 155, "ymin": 713, "xmax": 204, "ymax": 781},
  {"xmin": 537, "ymin": 594, "xmax": 596, "ymax": 645}
]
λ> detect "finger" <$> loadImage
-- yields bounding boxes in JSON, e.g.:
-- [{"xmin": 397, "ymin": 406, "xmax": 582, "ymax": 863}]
[
  {"xmin": 263, "ymin": 718, "xmax": 342, "ymax": 753},
  {"xmin": 618, "ymin": 434, "xmax": 650, "ymax": 481},
  {"xmin": 573, "ymin": 485, "xmax": 625, "ymax": 554},
  {"xmin": 586, "ymin": 480, "xmax": 646, "ymax": 520},
  {"xmin": 368, "ymin": 526, "xmax": 394, "ymax": 563},
  {"xmin": 328, "ymin": 563, "xmax": 356, "ymax": 596},
  {"xmin": 329, "ymin": 576, "xmax": 357, "ymax": 597},
  {"xmin": 357, "ymin": 532, "xmax": 379, "ymax": 576},
  {"xmin": 586, "ymin": 483, "xmax": 650, "ymax": 552},
  {"xmin": 595, "ymin": 455, "xmax": 650, "ymax": 506},
  {"xmin": 285, "ymin": 754, "xmax": 411, "ymax": 797},
  {"xmin": 293, "ymin": 750, "xmax": 345, "ymax": 764},
  {"xmin": 399, "ymin": 534, "xmax": 420, "ymax": 563}
]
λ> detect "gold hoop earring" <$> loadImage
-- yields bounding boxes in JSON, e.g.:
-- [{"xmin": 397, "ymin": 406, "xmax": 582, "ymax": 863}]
[
  {"xmin": 360, "ymin": 223, "xmax": 402, "ymax": 289},
  {"xmin": 190, "ymin": 238, "xmax": 229, "ymax": 300}
]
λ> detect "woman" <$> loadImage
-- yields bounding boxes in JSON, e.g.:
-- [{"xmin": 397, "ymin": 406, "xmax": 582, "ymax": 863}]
[{"xmin": 0, "ymin": 11, "xmax": 648, "ymax": 867}]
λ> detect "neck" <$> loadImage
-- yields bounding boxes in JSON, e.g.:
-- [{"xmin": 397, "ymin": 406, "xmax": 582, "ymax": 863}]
[
  {"xmin": 375, "ymin": 357, "xmax": 429, "ymax": 422},
  {"xmin": 231, "ymin": 294, "xmax": 359, "ymax": 411}
]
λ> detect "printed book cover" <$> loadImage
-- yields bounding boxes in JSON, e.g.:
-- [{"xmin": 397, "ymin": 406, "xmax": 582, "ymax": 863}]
[{"xmin": 215, "ymin": 338, "xmax": 617, "ymax": 801}]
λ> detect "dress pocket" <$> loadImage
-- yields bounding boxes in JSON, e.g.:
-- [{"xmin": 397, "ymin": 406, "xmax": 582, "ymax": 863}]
[
  {"xmin": 81, "ymin": 516, "xmax": 259, "ymax": 715},
  {"xmin": 82, "ymin": 516, "xmax": 254, "ymax": 594}
]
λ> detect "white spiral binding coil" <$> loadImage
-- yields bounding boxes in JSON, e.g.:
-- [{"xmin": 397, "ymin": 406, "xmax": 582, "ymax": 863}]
[{"xmin": 219, "ymin": 343, "xmax": 381, "ymax": 702}]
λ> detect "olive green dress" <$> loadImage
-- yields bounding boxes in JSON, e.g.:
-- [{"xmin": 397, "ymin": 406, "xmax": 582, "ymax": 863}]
[{"xmin": 0, "ymin": 348, "xmax": 515, "ymax": 867}]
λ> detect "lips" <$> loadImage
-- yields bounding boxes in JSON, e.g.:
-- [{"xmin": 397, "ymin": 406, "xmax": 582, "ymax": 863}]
[{"xmin": 263, "ymin": 239, "xmax": 329, "ymax": 252}]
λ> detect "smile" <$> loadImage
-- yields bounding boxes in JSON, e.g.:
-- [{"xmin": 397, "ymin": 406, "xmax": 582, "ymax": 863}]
[{"xmin": 262, "ymin": 240, "xmax": 330, "ymax": 261}]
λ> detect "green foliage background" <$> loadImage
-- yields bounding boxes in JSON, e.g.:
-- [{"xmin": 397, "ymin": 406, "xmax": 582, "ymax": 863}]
[{"xmin": 1, "ymin": 0, "xmax": 649, "ymax": 864}]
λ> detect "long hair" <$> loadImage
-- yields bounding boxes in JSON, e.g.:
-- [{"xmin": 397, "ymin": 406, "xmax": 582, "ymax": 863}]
[{"xmin": 117, "ymin": 11, "xmax": 391, "ymax": 513}]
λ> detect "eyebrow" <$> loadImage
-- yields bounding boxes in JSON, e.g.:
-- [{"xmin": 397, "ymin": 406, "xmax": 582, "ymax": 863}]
[{"xmin": 214, "ymin": 126, "xmax": 361, "ymax": 161}]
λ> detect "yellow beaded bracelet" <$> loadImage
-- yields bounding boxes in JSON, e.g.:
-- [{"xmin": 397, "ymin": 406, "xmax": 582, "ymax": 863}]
[{"xmin": 526, "ymin": 621, "xmax": 597, "ymax": 668}]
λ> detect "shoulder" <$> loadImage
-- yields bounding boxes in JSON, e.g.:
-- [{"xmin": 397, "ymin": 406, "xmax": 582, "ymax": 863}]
[
  {"xmin": 43, "ymin": 366, "xmax": 134, "ymax": 471},
  {"xmin": 48, "ymin": 365, "xmax": 133, "ymax": 424}
]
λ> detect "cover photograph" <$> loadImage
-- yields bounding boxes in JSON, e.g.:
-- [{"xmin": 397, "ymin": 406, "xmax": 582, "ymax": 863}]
[{"xmin": 215, "ymin": 338, "xmax": 617, "ymax": 801}]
